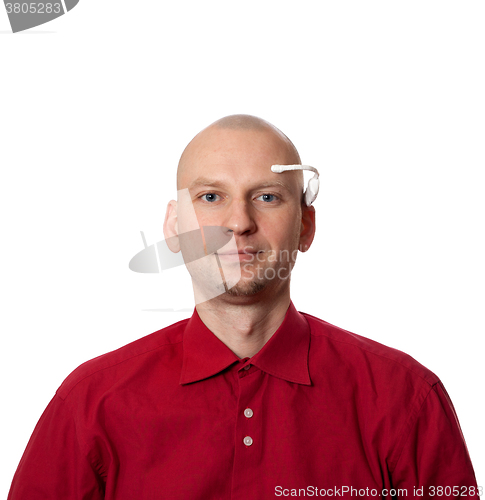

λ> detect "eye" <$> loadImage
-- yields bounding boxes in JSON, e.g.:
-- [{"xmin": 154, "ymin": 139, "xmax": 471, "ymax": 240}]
[
  {"xmin": 256, "ymin": 194, "xmax": 278, "ymax": 203},
  {"xmin": 201, "ymin": 193, "xmax": 220, "ymax": 203}
]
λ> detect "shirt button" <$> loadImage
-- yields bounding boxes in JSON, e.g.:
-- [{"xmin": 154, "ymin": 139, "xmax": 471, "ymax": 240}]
[
  {"xmin": 244, "ymin": 408, "xmax": 254, "ymax": 418},
  {"xmin": 243, "ymin": 364, "xmax": 251, "ymax": 371},
  {"xmin": 243, "ymin": 436, "xmax": 253, "ymax": 447}
]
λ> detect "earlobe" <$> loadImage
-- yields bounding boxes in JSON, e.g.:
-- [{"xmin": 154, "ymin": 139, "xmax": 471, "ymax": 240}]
[
  {"xmin": 163, "ymin": 200, "xmax": 181, "ymax": 253},
  {"xmin": 299, "ymin": 205, "xmax": 316, "ymax": 253}
]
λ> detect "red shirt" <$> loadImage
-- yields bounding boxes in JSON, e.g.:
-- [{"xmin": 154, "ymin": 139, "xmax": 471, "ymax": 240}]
[{"xmin": 8, "ymin": 302, "xmax": 479, "ymax": 499}]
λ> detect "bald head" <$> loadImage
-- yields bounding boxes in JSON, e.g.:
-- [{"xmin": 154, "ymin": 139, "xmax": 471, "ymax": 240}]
[
  {"xmin": 210, "ymin": 114, "xmax": 291, "ymax": 133},
  {"xmin": 177, "ymin": 114, "xmax": 303, "ymax": 195}
]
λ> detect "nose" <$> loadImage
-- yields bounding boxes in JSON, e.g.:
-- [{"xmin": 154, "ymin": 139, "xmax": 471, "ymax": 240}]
[{"xmin": 223, "ymin": 199, "xmax": 257, "ymax": 236}]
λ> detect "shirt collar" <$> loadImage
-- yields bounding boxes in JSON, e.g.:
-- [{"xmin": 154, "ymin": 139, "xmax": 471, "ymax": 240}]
[{"xmin": 180, "ymin": 301, "xmax": 311, "ymax": 386}]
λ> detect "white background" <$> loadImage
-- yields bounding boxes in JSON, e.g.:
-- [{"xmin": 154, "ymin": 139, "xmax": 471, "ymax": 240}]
[{"xmin": 1, "ymin": 0, "xmax": 483, "ymax": 494}]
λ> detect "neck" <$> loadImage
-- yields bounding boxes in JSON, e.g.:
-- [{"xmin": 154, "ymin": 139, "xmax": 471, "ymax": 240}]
[{"xmin": 195, "ymin": 289, "xmax": 291, "ymax": 359}]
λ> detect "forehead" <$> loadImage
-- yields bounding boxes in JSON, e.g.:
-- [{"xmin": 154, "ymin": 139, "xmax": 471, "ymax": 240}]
[{"xmin": 178, "ymin": 127, "xmax": 300, "ymax": 190}]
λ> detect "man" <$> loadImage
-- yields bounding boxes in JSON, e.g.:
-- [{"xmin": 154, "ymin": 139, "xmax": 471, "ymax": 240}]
[{"xmin": 8, "ymin": 115, "xmax": 479, "ymax": 499}]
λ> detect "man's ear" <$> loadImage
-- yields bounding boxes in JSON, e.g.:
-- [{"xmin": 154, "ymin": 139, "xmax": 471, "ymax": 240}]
[
  {"xmin": 163, "ymin": 200, "xmax": 181, "ymax": 253},
  {"xmin": 299, "ymin": 205, "xmax": 316, "ymax": 252}
]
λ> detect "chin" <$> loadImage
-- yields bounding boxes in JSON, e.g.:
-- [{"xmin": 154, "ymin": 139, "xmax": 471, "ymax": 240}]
[{"xmin": 224, "ymin": 280, "xmax": 267, "ymax": 297}]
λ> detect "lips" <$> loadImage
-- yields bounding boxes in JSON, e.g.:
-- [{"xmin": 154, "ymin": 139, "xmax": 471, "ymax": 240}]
[
  {"xmin": 217, "ymin": 251, "xmax": 258, "ymax": 255},
  {"xmin": 215, "ymin": 250, "xmax": 262, "ymax": 262}
]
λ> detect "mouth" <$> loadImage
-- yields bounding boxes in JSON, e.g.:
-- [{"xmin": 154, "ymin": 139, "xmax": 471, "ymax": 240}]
[
  {"xmin": 217, "ymin": 250, "xmax": 258, "ymax": 255},
  {"xmin": 215, "ymin": 250, "xmax": 262, "ymax": 262}
]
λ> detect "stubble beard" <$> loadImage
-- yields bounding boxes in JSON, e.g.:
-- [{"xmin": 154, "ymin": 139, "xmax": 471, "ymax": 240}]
[
  {"xmin": 224, "ymin": 279, "xmax": 266, "ymax": 297},
  {"xmin": 223, "ymin": 260, "xmax": 289, "ymax": 297},
  {"xmin": 188, "ymin": 251, "xmax": 295, "ymax": 301}
]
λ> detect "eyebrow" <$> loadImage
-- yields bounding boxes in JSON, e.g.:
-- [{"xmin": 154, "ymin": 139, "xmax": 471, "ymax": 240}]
[{"xmin": 189, "ymin": 177, "xmax": 293, "ymax": 192}]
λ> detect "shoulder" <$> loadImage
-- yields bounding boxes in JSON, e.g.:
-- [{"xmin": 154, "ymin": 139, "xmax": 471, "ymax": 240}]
[
  {"xmin": 56, "ymin": 317, "xmax": 189, "ymax": 400},
  {"xmin": 302, "ymin": 311, "xmax": 439, "ymax": 388}
]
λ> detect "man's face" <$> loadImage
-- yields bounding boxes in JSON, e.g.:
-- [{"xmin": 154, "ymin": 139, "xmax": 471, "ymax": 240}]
[{"xmin": 176, "ymin": 126, "xmax": 311, "ymax": 299}]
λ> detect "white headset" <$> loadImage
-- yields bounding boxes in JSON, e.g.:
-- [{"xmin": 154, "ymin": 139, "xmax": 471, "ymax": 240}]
[{"xmin": 271, "ymin": 164, "xmax": 320, "ymax": 206}]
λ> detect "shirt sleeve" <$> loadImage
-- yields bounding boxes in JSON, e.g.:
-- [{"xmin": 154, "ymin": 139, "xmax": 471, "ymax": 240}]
[
  {"xmin": 8, "ymin": 393, "xmax": 105, "ymax": 499},
  {"xmin": 391, "ymin": 381, "xmax": 479, "ymax": 499}
]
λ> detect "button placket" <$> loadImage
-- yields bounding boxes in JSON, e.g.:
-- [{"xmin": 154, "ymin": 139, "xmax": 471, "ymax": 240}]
[
  {"xmin": 231, "ymin": 368, "xmax": 263, "ymax": 498},
  {"xmin": 239, "ymin": 383, "xmax": 256, "ymax": 448}
]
